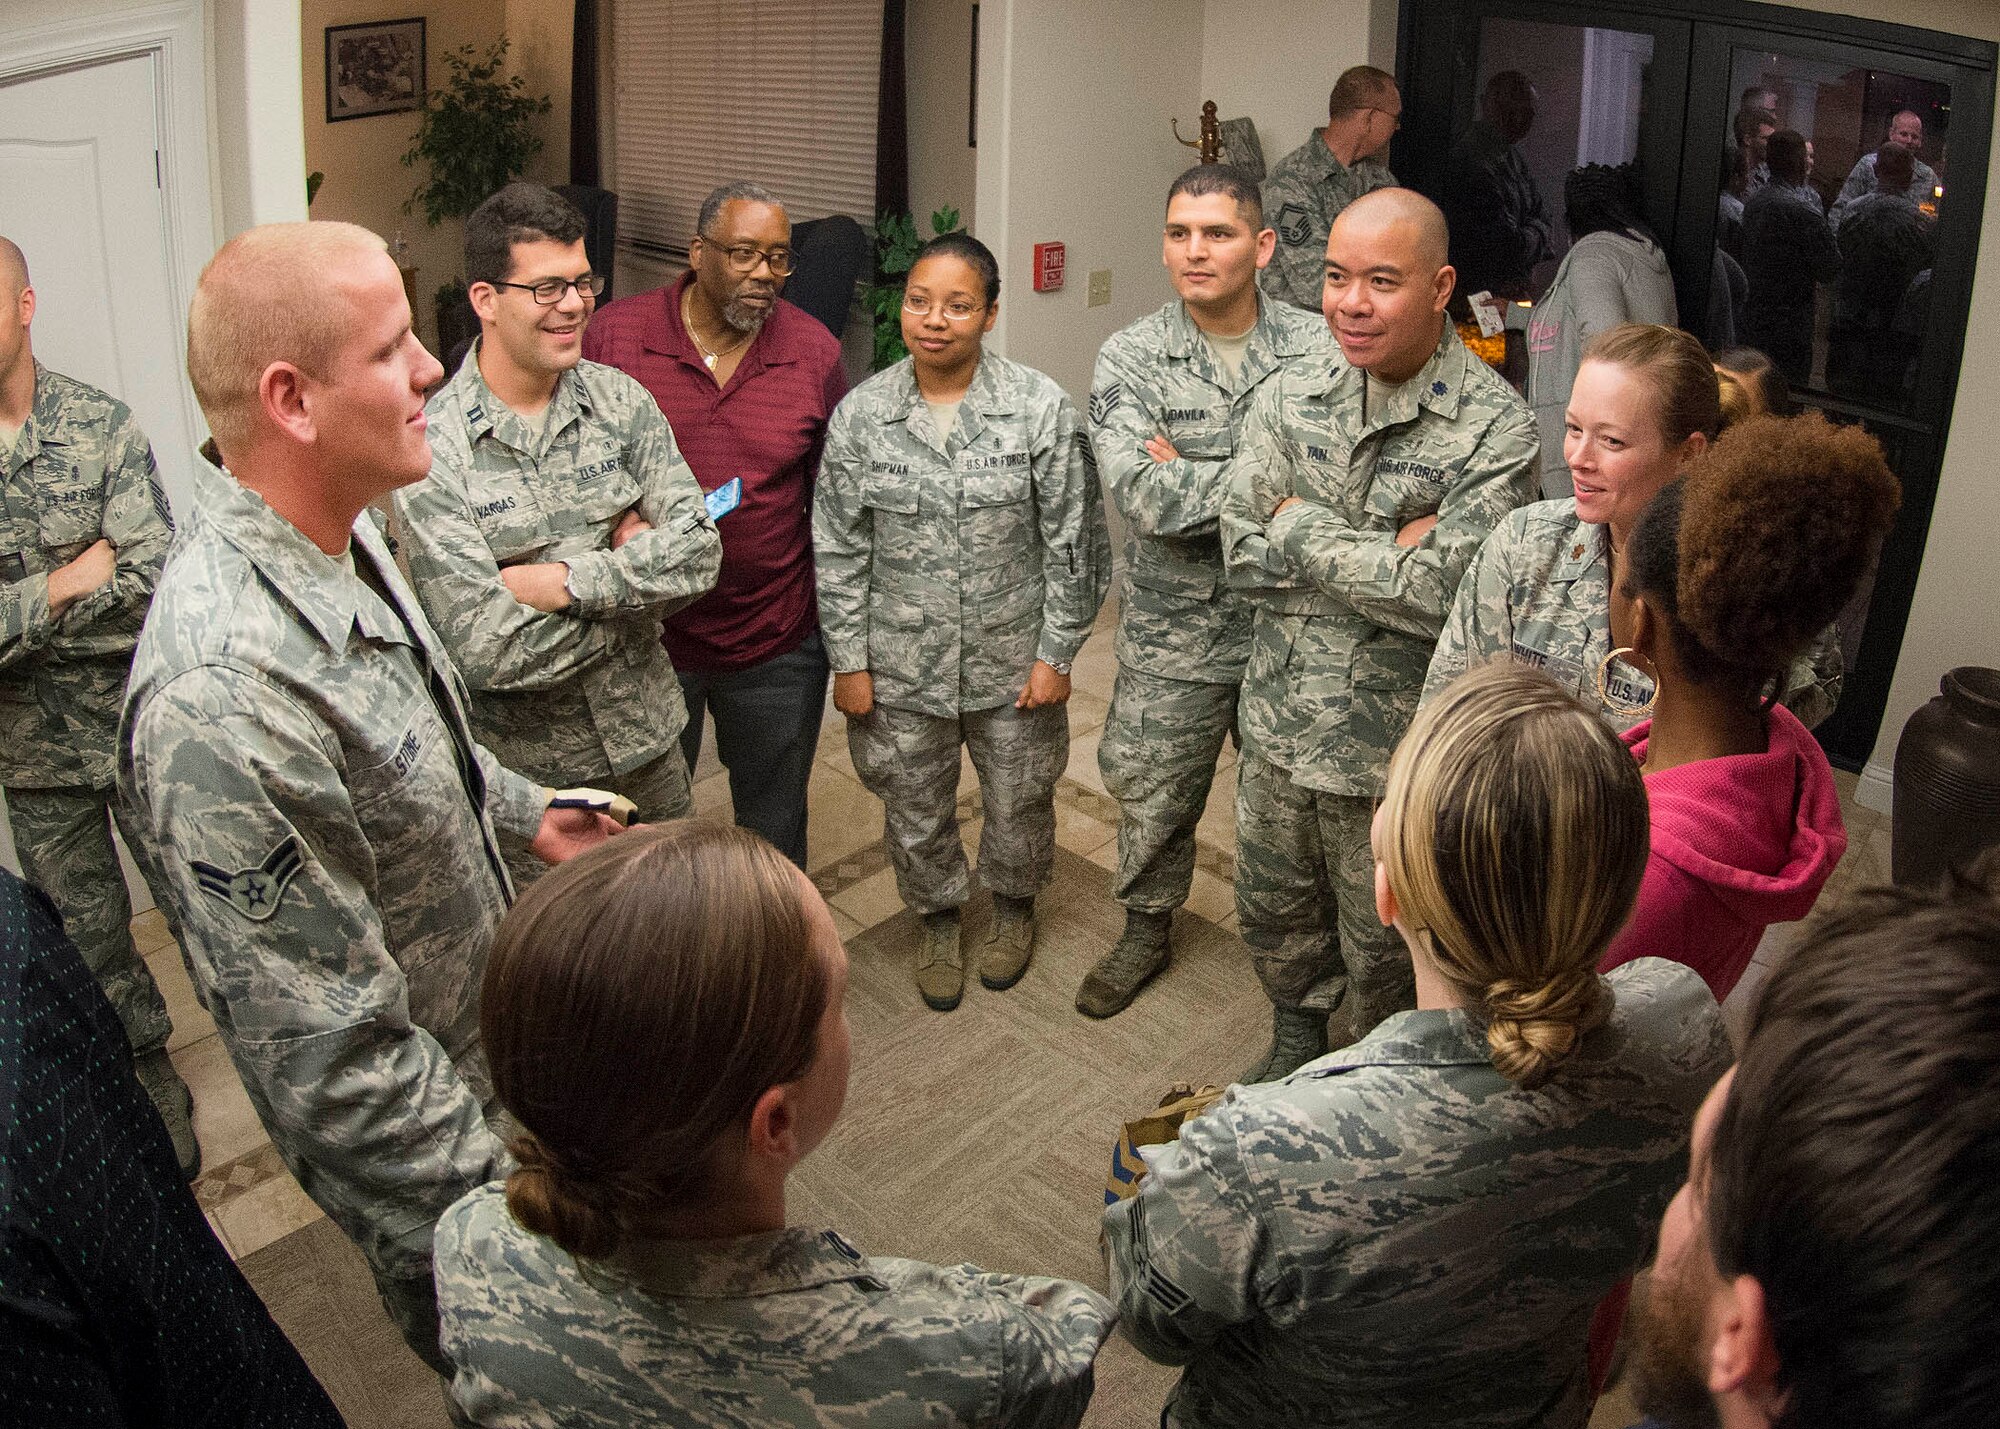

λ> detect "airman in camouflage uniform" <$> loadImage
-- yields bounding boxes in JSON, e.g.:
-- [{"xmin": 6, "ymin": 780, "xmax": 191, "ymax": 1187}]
[
  {"xmin": 1258, "ymin": 69, "xmax": 1405, "ymax": 312},
  {"xmin": 120, "ymin": 221, "xmax": 621, "ymax": 1374},
  {"xmin": 395, "ymin": 346, "xmax": 720, "ymax": 885},
  {"xmin": 815, "ymin": 350, "xmax": 1109, "ymax": 1006},
  {"xmin": 1224, "ymin": 196, "xmax": 1539, "ymax": 1076},
  {"xmin": 436, "ymin": 1181, "xmax": 1115, "ymax": 1427},
  {"xmin": 1083, "ymin": 170, "xmax": 1336, "ymax": 1019},
  {"xmin": 1423, "ymin": 496, "xmax": 1843, "ymax": 727},
  {"xmin": 123, "ymin": 456, "xmax": 544, "ymax": 1370},
  {"xmin": 1101, "ymin": 957, "xmax": 1732, "ymax": 1429},
  {"xmin": 395, "ymin": 184, "xmax": 720, "ymax": 886},
  {"xmin": 0, "ymin": 240, "xmax": 195, "ymax": 1173}
]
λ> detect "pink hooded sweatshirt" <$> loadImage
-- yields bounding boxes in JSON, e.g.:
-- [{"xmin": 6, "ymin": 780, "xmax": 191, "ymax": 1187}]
[{"xmin": 1600, "ymin": 702, "xmax": 1846, "ymax": 1000}]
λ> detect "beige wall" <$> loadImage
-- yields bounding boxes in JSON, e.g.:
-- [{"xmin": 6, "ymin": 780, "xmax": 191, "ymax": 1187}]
[
  {"xmin": 507, "ymin": 0, "xmax": 574, "ymax": 186},
  {"xmin": 1200, "ymin": 0, "xmax": 1389, "ymax": 180},
  {"xmin": 909, "ymin": 0, "xmax": 979, "ymax": 229},
  {"xmin": 302, "ymin": 0, "xmax": 576, "ymax": 347},
  {"xmin": 973, "ymin": 0, "xmax": 1205, "ymax": 406}
]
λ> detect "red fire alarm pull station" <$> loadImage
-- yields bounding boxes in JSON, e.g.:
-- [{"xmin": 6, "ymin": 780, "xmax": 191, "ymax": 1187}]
[{"xmin": 1033, "ymin": 241, "xmax": 1066, "ymax": 292}]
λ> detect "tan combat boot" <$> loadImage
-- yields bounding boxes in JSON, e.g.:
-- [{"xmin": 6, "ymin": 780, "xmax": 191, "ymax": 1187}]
[
  {"xmin": 915, "ymin": 908, "xmax": 964, "ymax": 1011},
  {"xmin": 134, "ymin": 1047, "xmax": 201, "ymax": 1178},
  {"xmin": 979, "ymin": 893, "xmax": 1037, "ymax": 990},
  {"xmin": 1075, "ymin": 908, "xmax": 1172, "ymax": 1017},
  {"xmin": 1240, "ymin": 1006, "xmax": 1329, "ymax": 1083}
]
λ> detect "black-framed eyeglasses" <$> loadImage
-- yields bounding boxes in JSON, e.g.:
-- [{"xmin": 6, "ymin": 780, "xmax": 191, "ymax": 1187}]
[
  {"xmin": 699, "ymin": 240, "xmax": 797, "ymax": 277},
  {"xmin": 495, "ymin": 273, "xmax": 608, "ymax": 305}
]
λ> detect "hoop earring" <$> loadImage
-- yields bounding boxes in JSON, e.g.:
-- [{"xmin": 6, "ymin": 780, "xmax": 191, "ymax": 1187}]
[{"xmin": 1596, "ymin": 647, "xmax": 1657, "ymax": 720}]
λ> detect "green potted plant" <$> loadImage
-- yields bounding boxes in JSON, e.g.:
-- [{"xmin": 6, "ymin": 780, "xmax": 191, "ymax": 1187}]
[
  {"xmin": 401, "ymin": 35, "xmax": 551, "ymax": 350},
  {"xmin": 866, "ymin": 205, "xmax": 962, "ymax": 370}
]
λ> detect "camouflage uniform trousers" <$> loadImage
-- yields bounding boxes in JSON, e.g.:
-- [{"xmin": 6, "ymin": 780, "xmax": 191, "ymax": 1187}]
[
  {"xmin": 847, "ymin": 701, "xmax": 1068, "ymax": 915},
  {"xmin": 1233, "ymin": 751, "xmax": 1416, "ymax": 1038},
  {"xmin": 1097, "ymin": 665, "xmax": 1238, "ymax": 913},
  {"xmin": 499, "ymin": 748, "xmax": 693, "ymax": 891},
  {"xmin": 6, "ymin": 783, "xmax": 175, "ymax": 1056}
]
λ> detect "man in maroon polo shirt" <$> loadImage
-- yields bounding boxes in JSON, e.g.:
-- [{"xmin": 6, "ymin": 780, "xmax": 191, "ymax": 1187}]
[{"xmin": 585, "ymin": 181, "xmax": 848, "ymax": 868}]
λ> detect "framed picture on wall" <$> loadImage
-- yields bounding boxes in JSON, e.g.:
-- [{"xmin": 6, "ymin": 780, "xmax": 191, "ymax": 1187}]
[{"xmin": 325, "ymin": 18, "xmax": 426, "ymax": 123}]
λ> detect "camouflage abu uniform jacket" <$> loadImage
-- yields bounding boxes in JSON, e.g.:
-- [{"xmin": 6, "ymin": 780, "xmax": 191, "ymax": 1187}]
[
  {"xmin": 0, "ymin": 363, "xmax": 172, "ymax": 787},
  {"xmin": 437, "ymin": 1182, "xmax": 1116, "ymax": 1428},
  {"xmin": 814, "ymin": 352, "xmax": 1110, "ymax": 716},
  {"xmin": 1221, "ymin": 323, "xmax": 1539, "ymax": 795},
  {"xmin": 1422, "ymin": 497, "xmax": 1842, "ymax": 728},
  {"xmin": 393, "ymin": 348, "xmax": 720, "ymax": 779},
  {"xmin": 120, "ymin": 456, "xmax": 546, "ymax": 1290},
  {"xmin": 1257, "ymin": 133, "xmax": 1397, "ymax": 311},
  {"xmin": 1103, "ymin": 958, "xmax": 1731, "ymax": 1429},
  {"xmin": 1092, "ymin": 297, "xmax": 1334, "ymax": 684}
]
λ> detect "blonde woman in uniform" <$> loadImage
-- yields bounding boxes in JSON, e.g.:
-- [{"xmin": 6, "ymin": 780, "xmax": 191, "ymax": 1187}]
[
  {"xmin": 1425, "ymin": 323, "xmax": 1838, "ymax": 728},
  {"xmin": 1103, "ymin": 663, "xmax": 1729, "ymax": 1429}
]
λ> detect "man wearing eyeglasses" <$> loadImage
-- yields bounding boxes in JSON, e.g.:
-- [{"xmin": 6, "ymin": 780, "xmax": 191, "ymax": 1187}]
[
  {"xmin": 585, "ymin": 181, "xmax": 849, "ymax": 870},
  {"xmin": 395, "ymin": 183, "xmax": 721, "ymax": 884},
  {"xmin": 1258, "ymin": 66, "xmax": 1403, "ymax": 312}
]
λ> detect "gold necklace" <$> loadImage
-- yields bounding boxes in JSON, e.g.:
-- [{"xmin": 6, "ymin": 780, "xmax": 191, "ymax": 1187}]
[{"xmin": 682, "ymin": 288, "xmax": 751, "ymax": 371}]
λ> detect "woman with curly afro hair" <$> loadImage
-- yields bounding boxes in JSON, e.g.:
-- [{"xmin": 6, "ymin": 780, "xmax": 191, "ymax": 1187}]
[{"xmin": 1600, "ymin": 410, "xmax": 1899, "ymax": 996}]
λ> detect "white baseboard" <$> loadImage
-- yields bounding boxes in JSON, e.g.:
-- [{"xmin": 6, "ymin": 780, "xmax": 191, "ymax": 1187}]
[{"xmin": 1856, "ymin": 760, "xmax": 1895, "ymax": 816}]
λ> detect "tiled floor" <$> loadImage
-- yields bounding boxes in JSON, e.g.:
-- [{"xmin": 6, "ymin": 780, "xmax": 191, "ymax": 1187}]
[{"xmin": 154, "ymin": 591, "xmax": 1890, "ymax": 1423}]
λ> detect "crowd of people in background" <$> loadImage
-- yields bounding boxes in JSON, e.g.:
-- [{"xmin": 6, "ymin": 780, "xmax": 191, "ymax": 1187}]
[{"xmin": 2, "ymin": 55, "xmax": 1995, "ymax": 1429}]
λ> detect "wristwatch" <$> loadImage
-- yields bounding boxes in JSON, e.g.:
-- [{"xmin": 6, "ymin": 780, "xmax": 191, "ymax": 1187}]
[{"xmin": 1048, "ymin": 659, "xmax": 1073, "ymax": 676}]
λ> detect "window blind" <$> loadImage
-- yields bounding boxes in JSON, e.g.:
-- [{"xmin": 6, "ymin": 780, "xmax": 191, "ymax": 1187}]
[{"xmin": 610, "ymin": 0, "xmax": 884, "ymax": 254}]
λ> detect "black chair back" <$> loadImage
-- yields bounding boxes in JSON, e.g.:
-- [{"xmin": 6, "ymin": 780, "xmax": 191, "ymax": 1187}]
[{"xmin": 785, "ymin": 214, "xmax": 869, "ymax": 338}]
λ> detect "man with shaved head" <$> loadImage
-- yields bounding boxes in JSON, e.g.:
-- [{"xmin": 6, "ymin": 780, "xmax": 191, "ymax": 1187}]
[
  {"xmin": 119, "ymin": 220, "xmax": 625, "ymax": 1371},
  {"xmin": 0, "ymin": 234, "xmax": 195, "ymax": 1171},
  {"xmin": 1831, "ymin": 108, "xmax": 1940, "ymax": 229},
  {"xmin": 1222, "ymin": 188, "xmax": 1539, "ymax": 1078}
]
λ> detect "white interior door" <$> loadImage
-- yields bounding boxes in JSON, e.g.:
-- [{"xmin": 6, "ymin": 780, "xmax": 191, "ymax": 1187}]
[
  {"xmin": 0, "ymin": 50, "xmax": 191, "ymax": 903},
  {"xmin": 0, "ymin": 50, "xmax": 199, "ymax": 515}
]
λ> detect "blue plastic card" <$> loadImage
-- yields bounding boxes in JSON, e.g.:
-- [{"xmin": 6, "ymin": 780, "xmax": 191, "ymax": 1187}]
[{"xmin": 705, "ymin": 477, "xmax": 743, "ymax": 521}]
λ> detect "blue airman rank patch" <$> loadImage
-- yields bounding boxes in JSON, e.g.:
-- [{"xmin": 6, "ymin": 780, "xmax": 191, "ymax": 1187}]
[{"xmin": 191, "ymin": 836, "xmax": 304, "ymax": 922}]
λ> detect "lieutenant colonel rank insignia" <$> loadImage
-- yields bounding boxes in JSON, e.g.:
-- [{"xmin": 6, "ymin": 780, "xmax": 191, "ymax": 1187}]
[
  {"xmin": 192, "ymin": 836, "xmax": 305, "ymax": 922},
  {"xmin": 1274, "ymin": 202, "xmax": 1312, "ymax": 248}
]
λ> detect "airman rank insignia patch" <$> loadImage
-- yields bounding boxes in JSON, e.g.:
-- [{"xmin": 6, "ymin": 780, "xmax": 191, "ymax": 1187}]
[
  {"xmin": 1275, "ymin": 202, "xmax": 1312, "ymax": 247},
  {"xmin": 191, "ymin": 836, "xmax": 304, "ymax": 922},
  {"xmin": 1089, "ymin": 383, "xmax": 1123, "ymax": 426}
]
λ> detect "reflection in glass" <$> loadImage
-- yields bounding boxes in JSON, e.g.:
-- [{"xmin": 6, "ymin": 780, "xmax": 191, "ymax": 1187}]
[
  {"xmin": 1525, "ymin": 165, "xmax": 1677, "ymax": 498},
  {"xmin": 1711, "ymin": 49, "xmax": 1948, "ymax": 407},
  {"xmin": 1445, "ymin": 18, "xmax": 1658, "ymax": 300}
]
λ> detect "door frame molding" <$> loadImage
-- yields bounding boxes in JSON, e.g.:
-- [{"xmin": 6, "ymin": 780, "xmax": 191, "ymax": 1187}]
[{"xmin": 0, "ymin": 2, "xmax": 217, "ymax": 455}]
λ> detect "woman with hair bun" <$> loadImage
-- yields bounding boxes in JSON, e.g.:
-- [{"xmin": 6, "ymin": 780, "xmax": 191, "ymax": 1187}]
[
  {"xmin": 1425, "ymin": 323, "xmax": 1840, "ymax": 729},
  {"xmin": 1712, "ymin": 345, "xmax": 1792, "ymax": 425},
  {"xmin": 1602, "ymin": 412, "xmax": 1900, "ymax": 996},
  {"xmin": 1103, "ymin": 662, "xmax": 1729, "ymax": 1429},
  {"xmin": 433, "ymin": 821, "xmax": 1114, "ymax": 1427}
]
